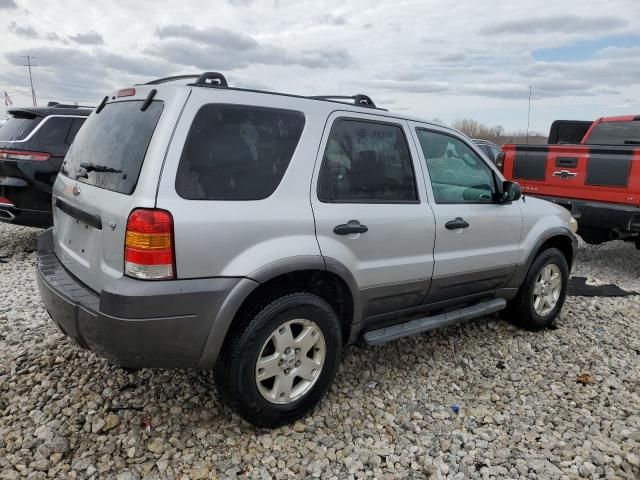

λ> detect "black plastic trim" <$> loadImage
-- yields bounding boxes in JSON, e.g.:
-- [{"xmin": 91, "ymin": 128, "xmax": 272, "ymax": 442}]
[{"xmin": 54, "ymin": 197, "xmax": 102, "ymax": 230}]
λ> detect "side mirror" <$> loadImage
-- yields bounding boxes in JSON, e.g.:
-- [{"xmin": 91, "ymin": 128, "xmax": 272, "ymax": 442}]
[{"xmin": 501, "ymin": 181, "xmax": 522, "ymax": 203}]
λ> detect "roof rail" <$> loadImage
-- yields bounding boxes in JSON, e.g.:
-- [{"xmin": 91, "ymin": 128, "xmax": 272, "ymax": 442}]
[
  {"xmin": 189, "ymin": 72, "xmax": 228, "ymax": 87},
  {"xmin": 143, "ymin": 74, "xmax": 202, "ymax": 85},
  {"xmin": 308, "ymin": 94, "xmax": 376, "ymax": 108}
]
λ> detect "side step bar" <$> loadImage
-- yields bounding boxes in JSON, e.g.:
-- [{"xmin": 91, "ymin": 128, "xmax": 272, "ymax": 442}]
[{"xmin": 363, "ymin": 298, "xmax": 507, "ymax": 346}]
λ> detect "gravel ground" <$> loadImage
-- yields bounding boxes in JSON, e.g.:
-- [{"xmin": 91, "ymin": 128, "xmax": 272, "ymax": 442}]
[{"xmin": 0, "ymin": 223, "xmax": 638, "ymax": 480}]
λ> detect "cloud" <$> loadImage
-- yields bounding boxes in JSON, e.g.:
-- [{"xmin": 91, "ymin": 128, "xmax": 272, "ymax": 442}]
[
  {"xmin": 0, "ymin": 0, "xmax": 17, "ymax": 8},
  {"xmin": 150, "ymin": 24, "xmax": 353, "ymax": 70},
  {"xmin": 156, "ymin": 24, "xmax": 256, "ymax": 50},
  {"xmin": 69, "ymin": 31, "xmax": 104, "ymax": 45},
  {"xmin": 8, "ymin": 21, "xmax": 38, "ymax": 38},
  {"xmin": 314, "ymin": 14, "xmax": 347, "ymax": 26},
  {"xmin": 485, "ymin": 15, "xmax": 627, "ymax": 35}
]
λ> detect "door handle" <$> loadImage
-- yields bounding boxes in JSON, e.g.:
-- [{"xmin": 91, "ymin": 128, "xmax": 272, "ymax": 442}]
[
  {"xmin": 445, "ymin": 217, "xmax": 469, "ymax": 230},
  {"xmin": 552, "ymin": 170, "xmax": 578, "ymax": 179},
  {"xmin": 334, "ymin": 220, "xmax": 368, "ymax": 235}
]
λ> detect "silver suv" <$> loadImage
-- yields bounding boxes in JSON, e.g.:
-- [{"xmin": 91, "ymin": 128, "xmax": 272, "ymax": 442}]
[{"xmin": 36, "ymin": 72, "xmax": 578, "ymax": 427}]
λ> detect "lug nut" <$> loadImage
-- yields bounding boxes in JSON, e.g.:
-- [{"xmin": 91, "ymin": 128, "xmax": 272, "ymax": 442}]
[
  {"xmin": 284, "ymin": 347, "xmax": 291, "ymax": 354},
  {"xmin": 284, "ymin": 368, "xmax": 291, "ymax": 375},
  {"xmin": 295, "ymin": 361, "xmax": 301, "ymax": 367}
]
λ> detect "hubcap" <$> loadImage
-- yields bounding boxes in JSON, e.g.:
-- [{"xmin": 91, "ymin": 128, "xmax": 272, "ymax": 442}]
[
  {"xmin": 532, "ymin": 263, "xmax": 562, "ymax": 316},
  {"xmin": 255, "ymin": 319, "xmax": 326, "ymax": 405}
]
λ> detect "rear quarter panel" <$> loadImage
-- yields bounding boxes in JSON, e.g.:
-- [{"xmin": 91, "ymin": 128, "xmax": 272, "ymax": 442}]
[{"xmin": 155, "ymin": 89, "xmax": 331, "ymax": 279}]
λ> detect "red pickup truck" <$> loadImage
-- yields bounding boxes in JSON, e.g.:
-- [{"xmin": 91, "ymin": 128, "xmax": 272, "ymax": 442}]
[{"xmin": 501, "ymin": 115, "xmax": 640, "ymax": 247}]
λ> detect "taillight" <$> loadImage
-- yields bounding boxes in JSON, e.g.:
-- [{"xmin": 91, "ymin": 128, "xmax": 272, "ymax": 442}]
[
  {"xmin": 125, "ymin": 208, "xmax": 175, "ymax": 280},
  {"xmin": 496, "ymin": 152, "xmax": 505, "ymax": 172},
  {"xmin": 0, "ymin": 149, "xmax": 50, "ymax": 161},
  {"xmin": 117, "ymin": 88, "xmax": 136, "ymax": 97}
]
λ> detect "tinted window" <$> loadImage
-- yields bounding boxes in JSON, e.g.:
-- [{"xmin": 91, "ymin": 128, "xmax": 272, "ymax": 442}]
[
  {"xmin": 176, "ymin": 104, "xmax": 305, "ymax": 200},
  {"xmin": 318, "ymin": 119, "xmax": 417, "ymax": 203},
  {"xmin": 0, "ymin": 114, "xmax": 42, "ymax": 141},
  {"xmin": 66, "ymin": 118, "xmax": 86, "ymax": 145},
  {"xmin": 585, "ymin": 121, "xmax": 640, "ymax": 145},
  {"xmin": 417, "ymin": 129, "xmax": 494, "ymax": 204},
  {"xmin": 61, "ymin": 101, "xmax": 163, "ymax": 195},
  {"xmin": 34, "ymin": 117, "xmax": 73, "ymax": 145}
]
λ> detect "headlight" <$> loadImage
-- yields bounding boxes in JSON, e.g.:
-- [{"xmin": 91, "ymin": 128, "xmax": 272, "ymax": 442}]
[{"xmin": 569, "ymin": 217, "xmax": 578, "ymax": 234}]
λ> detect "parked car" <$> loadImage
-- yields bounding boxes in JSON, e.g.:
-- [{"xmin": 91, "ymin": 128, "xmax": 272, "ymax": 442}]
[
  {"xmin": 0, "ymin": 104, "xmax": 91, "ymax": 227},
  {"xmin": 36, "ymin": 72, "xmax": 578, "ymax": 427},
  {"xmin": 501, "ymin": 114, "xmax": 640, "ymax": 246},
  {"xmin": 472, "ymin": 138, "xmax": 502, "ymax": 163}
]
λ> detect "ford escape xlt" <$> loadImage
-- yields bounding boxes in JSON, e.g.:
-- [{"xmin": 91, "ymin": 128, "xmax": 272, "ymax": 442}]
[{"xmin": 36, "ymin": 72, "xmax": 578, "ymax": 427}]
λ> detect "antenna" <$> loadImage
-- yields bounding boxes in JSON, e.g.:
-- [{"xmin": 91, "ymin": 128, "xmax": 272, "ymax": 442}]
[
  {"xmin": 21, "ymin": 55, "xmax": 38, "ymax": 107},
  {"xmin": 526, "ymin": 85, "xmax": 532, "ymax": 145}
]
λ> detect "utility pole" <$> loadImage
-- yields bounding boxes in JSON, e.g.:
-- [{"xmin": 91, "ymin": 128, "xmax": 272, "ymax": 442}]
[
  {"xmin": 526, "ymin": 85, "xmax": 532, "ymax": 145},
  {"xmin": 21, "ymin": 55, "xmax": 37, "ymax": 107}
]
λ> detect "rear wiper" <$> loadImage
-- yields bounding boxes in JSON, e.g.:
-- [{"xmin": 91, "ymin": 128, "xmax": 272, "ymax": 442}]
[{"xmin": 79, "ymin": 162, "xmax": 123, "ymax": 173}]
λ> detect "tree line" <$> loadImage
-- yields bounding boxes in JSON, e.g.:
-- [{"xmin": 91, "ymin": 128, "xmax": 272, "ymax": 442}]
[{"xmin": 450, "ymin": 118, "xmax": 547, "ymax": 145}]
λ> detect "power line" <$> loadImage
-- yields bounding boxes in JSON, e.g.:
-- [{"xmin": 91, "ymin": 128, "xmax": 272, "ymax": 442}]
[{"xmin": 21, "ymin": 55, "xmax": 37, "ymax": 107}]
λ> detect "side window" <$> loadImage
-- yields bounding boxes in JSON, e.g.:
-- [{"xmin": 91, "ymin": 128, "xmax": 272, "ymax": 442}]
[
  {"xmin": 66, "ymin": 118, "xmax": 86, "ymax": 145},
  {"xmin": 416, "ymin": 129, "xmax": 495, "ymax": 204},
  {"xmin": 176, "ymin": 104, "xmax": 305, "ymax": 200},
  {"xmin": 318, "ymin": 119, "xmax": 418, "ymax": 203},
  {"xmin": 34, "ymin": 117, "xmax": 73, "ymax": 145}
]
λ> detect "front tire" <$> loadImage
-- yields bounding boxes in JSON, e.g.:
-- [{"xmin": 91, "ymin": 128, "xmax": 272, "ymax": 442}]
[
  {"xmin": 215, "ymin": 292, "xmax": 342, "ymax": 427},
  {"xmin": 507, "ymin": 248, "xmax": 569, "ymax": 330}
]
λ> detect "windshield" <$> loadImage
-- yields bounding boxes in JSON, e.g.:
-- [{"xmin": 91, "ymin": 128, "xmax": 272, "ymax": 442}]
[
  {"xmin": 61, "ymin": 100, "xmax": 163, "ymax": 194},
  {"xmin": 584, "ymin": 121, "xmax": 640, "ymax": 145},
  {"xmin": 0, "ymin": 114, "xmax": 42, "ymax": 141}
]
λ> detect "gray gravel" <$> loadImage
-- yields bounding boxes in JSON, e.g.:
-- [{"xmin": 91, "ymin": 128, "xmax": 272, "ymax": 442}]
[{"xmin": 0, "ymin": 223, "xmax": 639, "ymax": 480}]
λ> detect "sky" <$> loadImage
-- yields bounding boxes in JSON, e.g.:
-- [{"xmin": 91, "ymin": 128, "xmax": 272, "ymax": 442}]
[{"xmin": 1, "ymin": 0, "xmax": 639, "ymax": 134}]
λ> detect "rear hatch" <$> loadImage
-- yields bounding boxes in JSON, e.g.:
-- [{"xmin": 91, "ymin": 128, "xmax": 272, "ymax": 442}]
[{"xmin": 52, "ymin": 86, "xmax": 189, "ymax": 292}]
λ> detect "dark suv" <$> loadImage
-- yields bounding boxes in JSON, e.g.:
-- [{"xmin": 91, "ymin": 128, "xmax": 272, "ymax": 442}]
[{"xmin": 0, "ymin": 104, "xmax": 91, "ymax": 227}]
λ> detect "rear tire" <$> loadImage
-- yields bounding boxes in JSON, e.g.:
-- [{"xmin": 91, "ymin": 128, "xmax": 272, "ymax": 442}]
[
  {"xmin": 215, "ymin": 292, "xmax": 342, "ymax": 427},
  {"xmin": 506, "ymin": 248, "xmax": 569, "ymax": 330}
]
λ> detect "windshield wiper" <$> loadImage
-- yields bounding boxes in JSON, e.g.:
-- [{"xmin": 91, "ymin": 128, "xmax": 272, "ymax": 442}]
[
  {"xmin": 624, "ymin": 140, "xmax": 640, "ymax": 145},
  {"xmin": 79, "ymin": 162, "xmax": 123, "ymax": 173}
]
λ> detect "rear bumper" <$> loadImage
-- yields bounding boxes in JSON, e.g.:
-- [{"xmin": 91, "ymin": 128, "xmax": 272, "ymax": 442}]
[
  {"xmin": 537, "ymin": 195, "xmax": 640, "ymax": 233},
  {"xmin": 36, "ymin": 228, "xmax": 249, "ymax": 368}
]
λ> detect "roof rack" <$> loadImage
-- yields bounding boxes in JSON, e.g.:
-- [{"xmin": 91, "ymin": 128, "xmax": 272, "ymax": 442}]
[
  {"xmin": 143, "ymin": 71, "xmax": 381, "ymax": 110},
  {"xmin": 308, "ymin": 94, "xmax": 376, "ymax": 108},
  {"xmin": 188, "ymin": 72, "xmax": 228, "ymax": 87},
  {"xmin": 143, "ymin": 74, "xmax": 201, "ymax": 85}
]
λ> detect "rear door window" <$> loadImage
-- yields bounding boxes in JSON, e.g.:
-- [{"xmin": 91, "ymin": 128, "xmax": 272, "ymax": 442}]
[
  {"xmin": 34, "ymin": 117, "xmax": 73, "ymax": 145},
  {"xmin": 317, "ymin": 119, "xmax": 418, "ymax": 203},
  {"xmin": 61, "ymin": 101, "xmax": 163, "ymax": 195},
  {"xmin": 0, "ymin": 114, "xmax": 42, "ymax": 141},
  {"xmin": 176, "ymin": 104, "xmax": 305, "ymax": 200},
  {"xmin": 66, "ymin": 118, "xmax": 86, "ymax": 145},
  {"xmin": 585, "ymin": 121, "xmax": 640, "ymax": 145}
]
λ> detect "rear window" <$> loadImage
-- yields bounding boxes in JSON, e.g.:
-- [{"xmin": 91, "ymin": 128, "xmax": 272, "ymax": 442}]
[
  {"xmin": 0, "ymin": 114, "xmax": 42, "ymax": 141},
  {"xmin": 175, "ymin": 104, "xmax": 305, "ymax": 200},
  {"xmin": 585, "ymin": 121, "xmax": 640, "ymax": 145},
  {"xmin": 33, "ymin": 117, "xmax": 74, "ymax": 145},
  {"xmin": 61, "ymin": 101, "xmax": 163, "ymax": 195}
]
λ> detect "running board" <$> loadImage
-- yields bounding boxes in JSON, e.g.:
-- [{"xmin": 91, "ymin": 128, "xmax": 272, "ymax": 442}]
[{"xmin": 363, "ymin": 298, "xmax": 507, "ymax": 346}]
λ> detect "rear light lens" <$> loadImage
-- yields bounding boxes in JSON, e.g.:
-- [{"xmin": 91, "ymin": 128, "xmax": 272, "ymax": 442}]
[
  {"xmin": 495, "ymin": 152, "xmax": 505, "ymax": 172},
  {"xmin": 125, "ymin": 208, "xmax": 175, "ymax": 280},
  {"xmin": 0, "ymin": 196, "xmax": 14, "ymax": 207},
  {"xmin": 117, "ymin": 88, "xmax": 136, "ymax": 97},
  {"xmin": 0, "ymin": 149, "xmax": 51, "ymax": 162}
]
